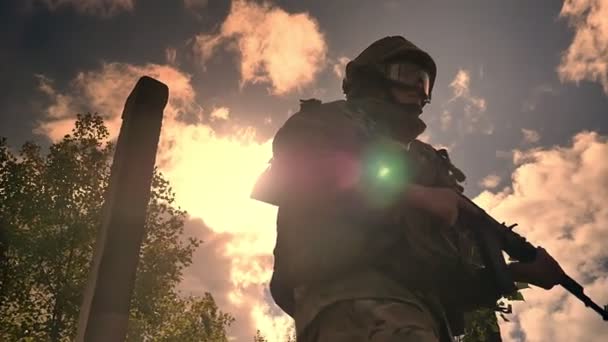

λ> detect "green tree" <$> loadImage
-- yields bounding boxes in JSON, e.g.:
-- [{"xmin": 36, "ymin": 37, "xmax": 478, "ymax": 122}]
[
  {"xmin": 0, "ymin": 113, "xmax": 233, "ymax": 341},
  {"xmin": 458, "ymin": 283, "xmax": 527, "ymax": 342},
  {"xmin": 253, "ymin": 330, "xmax": 268, "ymax": 342},
  {"xmin": 253, "ymin": 328, "xmax": 296, "ymax": 342},
  {"xmin": 460, "ymin": 308, "xmax": 502, "ymax": 342}
]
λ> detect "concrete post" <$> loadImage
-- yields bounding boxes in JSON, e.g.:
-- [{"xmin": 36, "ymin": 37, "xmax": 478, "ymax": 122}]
[{"xmin": 76, "ymin": 76, "xmax": 168, "ymax": 342}]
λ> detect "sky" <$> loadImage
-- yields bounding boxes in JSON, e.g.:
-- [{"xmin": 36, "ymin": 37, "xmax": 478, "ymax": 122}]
[{"xmin": 1, "ymin": 0, "xmax": 607, "ymax": 341}]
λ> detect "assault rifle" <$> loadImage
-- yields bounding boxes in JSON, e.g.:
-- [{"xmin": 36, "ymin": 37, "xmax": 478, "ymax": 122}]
[
  {"xmin": 456, "ymin": 194, "xmax": 608, "ymax": 321},
  {"xmin": 369, "ymin": 137, "xmax": 607, "ymax": 320}
]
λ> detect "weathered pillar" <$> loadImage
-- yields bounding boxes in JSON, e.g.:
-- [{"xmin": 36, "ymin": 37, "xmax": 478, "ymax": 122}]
[{"xmin": 76, "ymin": 76, "xmax": 168, "ymax": 342}]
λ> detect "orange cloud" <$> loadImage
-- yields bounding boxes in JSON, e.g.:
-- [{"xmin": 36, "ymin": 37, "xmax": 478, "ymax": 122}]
[
  {"xmin": 447, "ymin": 69, "xmax": 492, "ymax": 134},
  {"xmin": 449, "ymin": 69, "xmax": 472, "ymax": 99},
  {"xmin": 332, "ymin": 56, "xmax": 350, "ymax": 79},
  {"xmin": 521, "ymin": 128, "xmax": 541, "ymax": 144},
  {"xmin": 160, "ymin": 122, "xmax": 289, "ymax": 341},
  {"xmin": 439, "ymin": 109, "xmax": 452, "ymax": 131},
  {"xmin": 178, "ymin": 218, "xmax": 292, "ymax": 342},
  {"xmin": 210, "ymin": 106, "xmax": 230, "ymax": 121},
  {"xmin": 558, "ymin": 0, "xmax": 608, "ymax": 94},
  {"xmin": 35, "ymin": 74, "xmax": 75, "ymax": 120},
  {"xmin": 473, "ymin": 131, "xmax": 608, "ymax": 341},
  {"xmin": 165, "ymin": 47, "xmax": 177, "ymax": 65},
  {"xmin": 35, "ymin": 62, "xmax": 201, "ymax": 141},
  {"xmin": 478, "ymin": 174, "xmax": 501, "ymax": 189},
  {"xmin": 34, "ymin": 117, "xmax": 77, "ymax": 142},
  {"xmin": 193, "ymin": 0, "xmax": 327, "ymax": 95}
]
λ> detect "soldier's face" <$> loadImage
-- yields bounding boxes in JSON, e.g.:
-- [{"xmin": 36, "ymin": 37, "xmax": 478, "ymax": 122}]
[
  {"xmin": 383, "ymin": 61, "xmax": 431, "ymax": 108},
  {"xmin": 389, "ymin": 86, "xmax": 425, "ymax": 109}
]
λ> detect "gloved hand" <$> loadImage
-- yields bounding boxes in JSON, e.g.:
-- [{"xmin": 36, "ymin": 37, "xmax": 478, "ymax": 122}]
[
  {"xmin": 507, "ymin": 247, "xmax": 565, "ymax": 290},
  {"xmin": 402, "ymin": 185, "xmax": 477, "ymax": 226},
  {"xmin": 402, "ymin": 185, "xmax": 566, "ymax": 291}
]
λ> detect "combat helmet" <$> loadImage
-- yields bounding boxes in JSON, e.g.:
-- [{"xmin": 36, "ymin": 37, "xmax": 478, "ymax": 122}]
[{"xmin": 342, "ymin": 36, "xmax": 437, "ymax": 104}]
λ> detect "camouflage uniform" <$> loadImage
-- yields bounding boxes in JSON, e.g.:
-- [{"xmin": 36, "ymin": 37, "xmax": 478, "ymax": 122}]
[
  {"xmin": 251, "ymin": 37, "xmax": 501, "ymax": 342},
  {"xmin": 299, "ymin": 299, "xmax": 440, "ymax": 342}
]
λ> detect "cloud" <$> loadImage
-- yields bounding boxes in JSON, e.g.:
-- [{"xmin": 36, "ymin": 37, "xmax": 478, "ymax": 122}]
[
  {"xmin": 521, "ymin": 128, "xmax": 541, "ymax": 144},
  {"xmin": 416, "ymin": 131, "xmax": 454, "ymax": 153},
  {"xmin": 179, "ymin": 218, "xmax": 235, "ymax": 306},
  {"xmin": 332, "ymin": 56, "xmax": 350, "ymax": 79},
  {"xmin": 179, "ymin": 218, "xmax": 293, "ymax": 342},
  {"xmin": 34, "ymin": 62, "xmax": 292, "ymax": 341},
  {"xmin": 35, "ymin": 74, "xmax": 75, "ymax": 119},
  {"xmin": 192, "ymin": 34, "xmax": 224, "ymax": 71},
  {"xmin": 210, "ymin": 106, "xmax": 230, "ymax": 121},
  {"xmin": 472, "ymin": 131, "xmax": 608, "ymax": 341},
  {"xmin": 448, "ymin": 70, "xmax": 487, "ymax": 115},
  {"xmin": 34, "ymin": 74, "xmax": 79, "ymax": 140},
  {"xmin": 439, "ymin": 110, "xmax": 452, "ymax": 131},
  {"xmin": 479, "ymin": 174, "xmax": 501, "ymax": 189},
  {"xmin": 156, "ymin": 121, "xmax": 286, "ymax": 341},
  {"xmin": 35, "ymin": 0, "xmax": 135, "ymax": 16},
  {"xmin": 34, "ymin": 62, "xmax": 202, "ymax": 141},
  {"xmin": 192, "ymin": 0, "xmax": 328, "ymax": 95},
  {"xmin": 558, "ymin": 0, "xmax": 608, "ymax": 94},
  {"xmin": 447, "ymin": 69, "xmax": 492, "ymax": 134},
  {"xmin": 35, "ymin": 117, "xmax": 79, "ymax": 142}
]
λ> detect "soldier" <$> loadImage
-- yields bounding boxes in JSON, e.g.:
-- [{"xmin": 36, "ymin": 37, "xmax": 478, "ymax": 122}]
[{"xmin": 251, "ymin": 36, "xmax": 565, "ymax": 342}]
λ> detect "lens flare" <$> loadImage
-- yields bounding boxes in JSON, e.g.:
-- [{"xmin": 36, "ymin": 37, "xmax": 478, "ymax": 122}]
[
  {"xmin": 377, "ymin": 165, "xmax": 391, "ymax": 178},
  {"xmin": 360, "ymin": 139, "xmax": 412, "ymax": 208}
]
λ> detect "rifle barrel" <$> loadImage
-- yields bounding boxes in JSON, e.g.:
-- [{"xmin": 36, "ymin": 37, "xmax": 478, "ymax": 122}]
[{"xmin": 561, "ymin": 275, "xmax": 608, "ymax": 321}]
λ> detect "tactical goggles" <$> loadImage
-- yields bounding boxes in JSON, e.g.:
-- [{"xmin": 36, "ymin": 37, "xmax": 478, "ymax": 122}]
[{"xmin": 384, "ymin": 62, "xmax": 431, "ymax": 100}]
